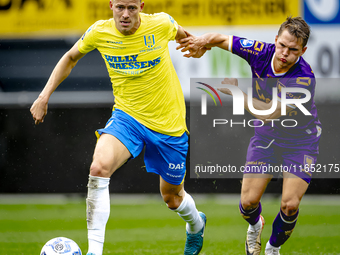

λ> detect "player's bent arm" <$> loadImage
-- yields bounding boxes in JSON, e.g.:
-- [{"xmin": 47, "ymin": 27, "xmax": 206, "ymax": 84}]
[
  {"xmin": 243, "ymin": 93, "xmax": 294, "ymax": 122},
  {"xmin": 30, "ymin": 42, "xmax": 86, "ymax": 125}
]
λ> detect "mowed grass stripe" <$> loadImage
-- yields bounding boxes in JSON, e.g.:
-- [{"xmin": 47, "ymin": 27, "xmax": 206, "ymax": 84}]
[{"xmin": 0, "ymin": 197, "xmax": 339, "ymax": 254}]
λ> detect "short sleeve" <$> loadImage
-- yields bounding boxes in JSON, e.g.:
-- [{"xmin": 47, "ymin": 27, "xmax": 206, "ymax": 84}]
[
  {"xmin": 158, "ymin": 13, "xmax": 178, "ymax": 41},
  {"xmin": 231, "ymin": 36, "xmax": 272, "ymax": 67},
  {"xmin": 78, "ymin": 24, "xmax": 96, "ymax": 54}
]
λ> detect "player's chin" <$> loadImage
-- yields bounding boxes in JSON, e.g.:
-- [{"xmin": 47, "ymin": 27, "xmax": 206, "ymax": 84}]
[{"xmin": 119, "ymin": 24, "xmax": 131, "ymax": 30}]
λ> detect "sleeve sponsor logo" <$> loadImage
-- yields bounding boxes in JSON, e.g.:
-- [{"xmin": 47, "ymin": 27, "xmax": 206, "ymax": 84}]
[
  {"xmin": 240, "ymin": 39, "xmax": 254, "ymax": 48},
  {"xmin": 81, "ymin": 25, "xmax": 92, "ymax": 40},
  {"xmin": 168, "ymin": 14, "xmax": 175, "ymax": 24}
]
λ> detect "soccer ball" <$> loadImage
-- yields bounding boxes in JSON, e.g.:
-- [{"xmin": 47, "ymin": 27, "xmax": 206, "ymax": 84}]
[{"xmin": 40, "ymin": 237, "xmax": 82, "ymax": 255}]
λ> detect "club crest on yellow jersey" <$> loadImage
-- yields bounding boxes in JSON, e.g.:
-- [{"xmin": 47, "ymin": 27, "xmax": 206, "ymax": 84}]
[{"xmin": 144, "ymin": 34, "xmax": 155, "ymax": 48}]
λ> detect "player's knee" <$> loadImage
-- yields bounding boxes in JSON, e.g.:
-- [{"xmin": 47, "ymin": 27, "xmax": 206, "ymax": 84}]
[
  {"xmin": 162, "ymin": 193, "xmax": 182, "ymax": 210},
  {"xmin": 281, "ymin": 199, "xmax": 300, "ymax": 216},
  {"xmin": 89, "ymin": 160, "xmax": 111, "ymax": 178},
  {"xmin": 241, "ymin": 199, "xmax": 260, "ymax": 211}
]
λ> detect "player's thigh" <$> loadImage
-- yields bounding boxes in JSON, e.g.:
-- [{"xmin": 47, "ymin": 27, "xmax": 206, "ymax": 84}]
[
  {"xmin": 90, "ymin": 133, "xmax": 131, "ymax": 177},
  {"xmin": 241, "ymin": 136, "xmax": 275, "ymax": 208},
  {"xmin": 241, "ymin": 174, "xmax": 272, "ymax": 209},
  {"xmin": 281, "ymin": 148, "xmax": 316, "ymax": 183},
  {"xmin": 281, "ymin": 171, "xmax": 309, "ymax": 215},
  {"xmin": 144, "ymin": 131, "xmax": 188, "ymax": 186}
]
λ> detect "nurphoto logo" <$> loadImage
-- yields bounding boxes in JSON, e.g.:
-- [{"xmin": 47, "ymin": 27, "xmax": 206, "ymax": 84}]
[
  {"xmin": 196, "ymin": 80, "xmax": 312, "ymax": 128},
  {"xmin": 199, "ymin": 82, "xmax": 311, "ymax": 116}
]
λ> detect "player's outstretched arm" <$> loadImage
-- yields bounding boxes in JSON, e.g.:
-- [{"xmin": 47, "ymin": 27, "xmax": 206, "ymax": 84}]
[
  {"xmin": 176, "ymin": 33, "xmax": 230, "ymax": 58},
  {"xmin": 30, "ymin": 42, "xmax": 86, "ymax": 125},
  {"xmin": 175, "ymin": 26, "xmax": 208, "ymax": 58}
]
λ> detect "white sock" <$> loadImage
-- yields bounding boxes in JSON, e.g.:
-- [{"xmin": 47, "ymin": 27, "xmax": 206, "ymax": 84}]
[
  {"xmin": 266, "ymin": 241, "xmax": 281, "ymax": 250},
  {"xmin": 87, "ymin": 175, "xmax": 110, "ymax": 255},
  {"xmin": 249, "ymin": 216, "xmax": 262, "ymax": 231},
  {"xmin": 174, "ymin": 192, "xmax": 203, "ymax": 234}
]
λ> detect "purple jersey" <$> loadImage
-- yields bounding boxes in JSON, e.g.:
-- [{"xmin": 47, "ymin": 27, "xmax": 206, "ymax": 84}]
[{"xmin": 231, "ymin": 36, "xmax": 322, "ymax": 149}]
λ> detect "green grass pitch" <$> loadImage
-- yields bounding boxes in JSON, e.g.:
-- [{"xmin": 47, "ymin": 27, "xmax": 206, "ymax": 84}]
[{"xmin": 0, "ymin": 195, "xmax": 340, "ymax": 255}]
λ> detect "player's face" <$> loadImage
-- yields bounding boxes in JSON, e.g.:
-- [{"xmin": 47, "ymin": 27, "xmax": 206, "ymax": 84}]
[
  {"xmin": 274, "ymin": 29, "xmax": 307, "ymax": 73},
  {"xmin": 110, "ymin": 0, "xmax": 144, "ymax": 35}
]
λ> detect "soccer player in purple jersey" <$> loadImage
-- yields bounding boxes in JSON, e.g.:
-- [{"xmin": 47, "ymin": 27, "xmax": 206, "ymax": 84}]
[{"xmin": 178, "ymin": 17, "xmax": 322, "ymax": 255}]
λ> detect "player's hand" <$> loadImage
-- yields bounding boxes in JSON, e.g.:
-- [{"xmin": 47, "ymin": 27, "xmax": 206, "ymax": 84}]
[
  {"xmin": 176, "ymin": 31, "xmax": 210, "ymax": 58},
  {"xmin": 30, "ymin": 96, "xmax": 48, "ymax": 125},
  {"xmin": 218, "ymin": 78, "xmax": 239, "ymax": 95}
]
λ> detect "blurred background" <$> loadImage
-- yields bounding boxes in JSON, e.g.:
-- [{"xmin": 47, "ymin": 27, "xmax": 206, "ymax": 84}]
[{"xmin": 0, "ymin": 0, "xmax": 339, "ymax": 194}]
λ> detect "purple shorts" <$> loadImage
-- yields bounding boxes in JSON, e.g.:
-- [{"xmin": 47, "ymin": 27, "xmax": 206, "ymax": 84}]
[{"xmin": 244, "ymin": 136, "xmax": 319, "ymax": 183}]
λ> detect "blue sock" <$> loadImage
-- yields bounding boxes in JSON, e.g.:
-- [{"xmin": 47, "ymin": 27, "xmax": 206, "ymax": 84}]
[
  {"xmin": 269, "ymin": 209, "xmax": 299, "ymax": 247},
  {"xmin": 239, "ymin": 201, "xmax": 262, "ymax": 225}
]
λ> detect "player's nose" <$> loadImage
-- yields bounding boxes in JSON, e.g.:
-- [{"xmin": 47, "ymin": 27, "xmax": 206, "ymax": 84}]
[
  {"xmin": 282, "ymin": 48, "xmax": 289, "ymax": 56},
  {"xmin": 122, "ymin": 8, "xmax": 129, "ymax": 18}
]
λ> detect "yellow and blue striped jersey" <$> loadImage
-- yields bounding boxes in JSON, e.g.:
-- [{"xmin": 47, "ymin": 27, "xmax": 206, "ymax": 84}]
[{"xmin": 78, "ymin": 13, "xmax": 187, "ymax": 136}]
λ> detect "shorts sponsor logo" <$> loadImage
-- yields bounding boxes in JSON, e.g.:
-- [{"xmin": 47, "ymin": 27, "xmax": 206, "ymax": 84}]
[
  {"xmin": 304, "ymin": 155, "xmax": 314, "ymax": 168},
  {"xmin": 316, "ymin": 125, "xmax": 322, "ymax": 137},
  {"xmin": 169, "ymin": 162, "xmax": 185, "ymax": 170},
  {"xmin": 166, "ymin": 173, "xmax": 182, "ymax": 178}
]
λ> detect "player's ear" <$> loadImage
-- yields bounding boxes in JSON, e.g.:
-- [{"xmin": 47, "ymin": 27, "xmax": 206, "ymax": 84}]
[
  {"xmin": 109, "ymin": 0, "xmax": 113, "ymax": 10},
  {"xmin": 275, "ymin": 35, "xmax": 278, "ymax": 44},
  {"xmin": 140, "ymin": 1, "xmax": 144, "ymax": 12},
  {"xmin": 301, "ymin": 46, "xmax": 307, "ymax": 56}
]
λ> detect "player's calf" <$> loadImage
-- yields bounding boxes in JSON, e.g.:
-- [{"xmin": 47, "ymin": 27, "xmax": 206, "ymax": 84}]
[
  {"xmin": 86, "ymin": 175, "xmax": 111, "ymax": 255},
  {"xmin": 239, "ymin": 202, "xmax": 265, "ymax": 255},
  {"xmin": 268, "ymin": 209, "xmax": 299, "ymax": 249}
]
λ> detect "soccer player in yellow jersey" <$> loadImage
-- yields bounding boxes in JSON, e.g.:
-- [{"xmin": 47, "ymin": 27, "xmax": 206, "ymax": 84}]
[{"xmin": 30, "ymin": 0, "xmax": 207, "ymax": 254}]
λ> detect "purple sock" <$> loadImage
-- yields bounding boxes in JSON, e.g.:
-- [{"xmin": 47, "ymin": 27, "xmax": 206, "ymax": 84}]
[
  {"xmin": 269, "ymin": 209, "xmax": 299, "ymax": 247},
  {"xmin": 239, "ymin": 201, "xmax": 262, "ymax": 225}
]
